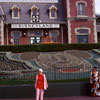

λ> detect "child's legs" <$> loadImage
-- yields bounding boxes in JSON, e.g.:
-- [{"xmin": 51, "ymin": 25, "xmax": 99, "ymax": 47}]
[
  {"xmin": 36, "ymin": 88, "xmax": 40, "ymax": 100},
  {"xmin": 40, "ymin": 89, "xmax": 44, "ymax": 100}
]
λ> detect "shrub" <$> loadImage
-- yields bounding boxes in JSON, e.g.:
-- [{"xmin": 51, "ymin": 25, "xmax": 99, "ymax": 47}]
[{"xmin": 0, "ymin": 43, "xmax": 100, "ymax": 53}]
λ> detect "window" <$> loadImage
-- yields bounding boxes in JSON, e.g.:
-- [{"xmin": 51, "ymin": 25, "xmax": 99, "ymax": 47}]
[
  {"xmin": 30, "ymin": 5, "xmax": 39, "ymax": 18},
  {"xmin": 75, "ymin": 28, "xmax": 90, "ymax": 43},
  {"xmin": 76, "ymin": 1, "xmax": 87, "ymax": 16},
  {"xmin": 51, "ymin": 9, "xmax": 56, "ymax": 17},
  {"xmin": 33, "ymin": 8, "xmax": 37, "ymax": 16},
  {"xmin": 49, "ymin": 30, "xmax": 58, "ymax": 42},
  {"xmin": 78, "ymin": 3, "xmax": 86, "ymax": 15},
  {"xmin": 14, "ymin": 8, "xmax": 19, "ymax": 17},
  {"xmin": 49, "ymin": 5, "xmax": 57, "ymax": 19},
  {"xmin": 30, "ymin": 37, "xmax": 41, "ymax": 44},
  {"xmin": 11, "ymin": 5, "xmax": 20, "ymax": 19},
  {"xmin": 77, "ymin": 29, "xmax": 89, "ymax": 34},
  {"xmin": 75, "ymin": 28, "xmax": 90, "ymax": 35},
  {"xmin": 13, "ymin": 32, "xmax": 20, "ymax": 45},
  {"xmin": 28, "ymin": 30, "xmax": 42, "ymax": 44},
  {"xmin": 77, "ymin": 35, "xmax": 88, "ymax": 43}
]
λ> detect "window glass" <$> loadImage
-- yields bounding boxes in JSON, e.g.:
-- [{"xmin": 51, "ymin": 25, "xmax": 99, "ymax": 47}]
[
  {"xmin": 13, "ymin": 32, "xmax": 20, "ymax": 45},
  {"xmin": 14, "ymin": 8, "xmax": 19, "ymax": 17},
  {"xmin": 51, "ymin": 9, "xmax": 56, "ymax": 17},
  {"xmin": 30, "ymin": 37, "xmax": 41, "ymax": 44},
  {"xmin": 33, "ymin": 8, "xmax": 37, "ymax": 16},
  {"xmin": 29, "ymin": 31, "xmax": 42, "ymax": 44},
  {"xmin": 50, "ymin": 31, "xmax": 57, "ymax": 42},
  {"xmin": 77, "ymin": 35, "xmax": 88, "ymax": 43},
  {"xmin": 78, "ymin": 3, "xmax": 85, "ymax": 15}
]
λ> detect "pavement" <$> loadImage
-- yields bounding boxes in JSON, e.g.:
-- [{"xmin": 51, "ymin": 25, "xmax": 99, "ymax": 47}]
[{"xmin": 0, "ymin": 96, "xmax": 100, "ymax": 100}]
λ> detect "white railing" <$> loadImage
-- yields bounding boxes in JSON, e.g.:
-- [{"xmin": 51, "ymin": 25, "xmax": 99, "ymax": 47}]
[{"xmin": 0, "ymin": 0, "xmax": 58, "ymax": 3}]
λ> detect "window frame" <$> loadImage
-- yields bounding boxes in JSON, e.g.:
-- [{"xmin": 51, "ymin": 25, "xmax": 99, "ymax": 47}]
[
  {"xmin": 49, "ymin": 5, "xmax": 58, "ymax": 19},
  {"xmin": 49, "ymin": 30, "xmax": 59, "ymax": 42},
  {"xmin": 76, "ymin": 1, "xmax": 87, "ymax": 17},
  {"xmin": 30, "ymin": 5, "xmax": 39, "ymax": 18},
  {"xmin": 11, "ymin": 31, "xmax": 22, "ymax": 45},
  {"xmin": 75, "ymin": 27, "xmax": 90, "ymax": 35},
  {"xmin": 77, "ymin": 35, "xmax": 88, "ymax": 43},
  {"xmin": 11, "ymin": 5, "xmax": 20, "ymax": 19}
]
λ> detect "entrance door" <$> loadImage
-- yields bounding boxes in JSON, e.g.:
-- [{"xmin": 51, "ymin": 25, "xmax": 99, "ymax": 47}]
[
  {"xmin": 13, "ymin": 33, "xmax": 20, "ymax": 45},
  {"xmin": 77, "ymin": 35, "xmax": 88, "ymax": 43},
  {"xmin": 30, "ymin": 36, "xmax": 41, "ymax": 44},
  {"xmin": 29, "ymin": 31, "xmax": 42, "ymax": 44}
]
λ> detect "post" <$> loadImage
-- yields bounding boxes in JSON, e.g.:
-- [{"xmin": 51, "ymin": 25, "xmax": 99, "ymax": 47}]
[
  {"xmin": 61, "ymin": 27, "xmax": 63, "ymax": 44},
  {"xmin": 6, "ymin": 23, "xmax": 8, "ymax": 45}
]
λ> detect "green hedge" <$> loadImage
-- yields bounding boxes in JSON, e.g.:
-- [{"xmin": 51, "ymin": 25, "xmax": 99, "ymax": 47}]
[{"xmin": 0, "ymin": 43, "xmax": 100, "ymax": 53}]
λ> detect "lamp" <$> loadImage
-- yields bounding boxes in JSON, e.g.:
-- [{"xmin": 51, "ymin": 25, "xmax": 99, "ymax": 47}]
[{"xmin": 23, "ymin": 33, "xmax": 26, "ymax": 37}]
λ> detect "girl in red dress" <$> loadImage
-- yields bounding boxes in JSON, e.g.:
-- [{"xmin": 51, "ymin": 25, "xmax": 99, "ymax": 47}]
[{"xmin": 35, "ymin": 69, "xmax": 48, "ymax": 100}]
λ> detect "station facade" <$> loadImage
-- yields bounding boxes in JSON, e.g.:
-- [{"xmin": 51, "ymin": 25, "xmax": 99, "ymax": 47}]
[{"xmin": 0, "ymin": 0, "xmax": 97, "ymax": 45}]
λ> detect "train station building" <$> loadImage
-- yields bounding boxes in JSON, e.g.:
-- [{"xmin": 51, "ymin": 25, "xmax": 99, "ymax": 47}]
[{"xmin": 0, "ymin": 0, "xmax": 97, "ymax": 45}]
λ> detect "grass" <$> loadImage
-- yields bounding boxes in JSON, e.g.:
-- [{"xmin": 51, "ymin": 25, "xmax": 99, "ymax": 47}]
[{"xmin": 0, "ymin": 78, "xmax": 89, "ymax": 85}]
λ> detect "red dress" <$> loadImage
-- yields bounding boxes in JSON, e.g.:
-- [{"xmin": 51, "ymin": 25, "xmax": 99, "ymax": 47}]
[{"xmin": 36, "ymin": 74, "xmax": 44, "ymax": 89}]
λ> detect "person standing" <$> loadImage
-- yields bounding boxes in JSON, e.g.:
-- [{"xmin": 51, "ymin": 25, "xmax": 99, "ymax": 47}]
[
  {"xmin": 35, "ymin": 68, "xmax": 48, "ymax": 100},
  {"xmin": 90, "ymin": 67, "xmax": 100, "ymax": 96}
]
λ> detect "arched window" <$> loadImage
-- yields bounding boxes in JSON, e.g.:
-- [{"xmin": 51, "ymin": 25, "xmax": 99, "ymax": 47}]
[
  {"xmin": 49, "ymin": 5, "xmax": 58, "ymax": 19},
  {"xmin": 11, "ymin": 31, "xmax": 22, "ymax": 45},
  {"xmin": 75, "ymin": 27, "xmax": 90, "ymax": 43},
  {"xmin": 76, "ymin": 1, "xmax": 87, "ymax": 16},
  {"xmin": 30, "ymin": 5, "xmax": 39, "ymax": 18},
  {"xmin": 14, "ymin": 8, "xmax": 19, "ymax": 17},
  {"xmin": 49, "ymin": 30, "xmax": 59, "ymax": 42},
  {"xmin": 51, "ymin": 9, "xmax": 56, "ymax": 17},
  {"xmin": 11, "ymin": 5, "xmax": 20, "ymax": 19},
  {"xmin": 78, "ymin": 3, "xmax": 85, "ymax": 15},
  {"xmin": 33, "ymin": 8, "xmax": 37, "ymax": 16}
]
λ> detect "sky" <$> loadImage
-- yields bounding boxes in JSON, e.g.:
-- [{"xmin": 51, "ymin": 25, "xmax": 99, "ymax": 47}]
[{"xmin": 95, "ymin": 0, "xmax": 100, "ymax": 14}]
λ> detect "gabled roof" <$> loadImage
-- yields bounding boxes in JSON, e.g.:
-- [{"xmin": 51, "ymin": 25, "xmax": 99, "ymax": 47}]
[
  {"xmin": 49, "ymin": 4, "xmax": 58, "ymax": 10},
  {"xmin": 11, "ymin": 4, "xmax": 20, "ymax": 9},
  {"xmin": 30, "ymin": 5, "xmax": 39, "ymax": 10}
]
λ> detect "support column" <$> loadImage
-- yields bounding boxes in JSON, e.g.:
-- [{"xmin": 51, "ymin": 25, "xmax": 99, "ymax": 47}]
[
  {"xmin": 1, "ymin": 20, "xmax": 4, "ymax": 45},
  {"xmin": 61, "ymin": 27, "xmax": 63, "ymax": 44},
  {"xmin": 6, "ymin": 23, "xmax": 8, "ymax": 45}
]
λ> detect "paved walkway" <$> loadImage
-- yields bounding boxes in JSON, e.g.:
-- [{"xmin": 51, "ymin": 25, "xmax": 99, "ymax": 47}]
[{"xmin": 0, "ymin": 96, "xmax": 100, "ymax": 100}]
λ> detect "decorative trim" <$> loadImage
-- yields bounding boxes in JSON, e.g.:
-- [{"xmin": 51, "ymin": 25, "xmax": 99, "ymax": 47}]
[
  {"xmin": 75, "ymin": 27, "xmax": 91, "ymax": 35},
  {"xmin": 68, "ymin": 20, "xmax": 71, "ymax": 43},
  {"xmin": 30, "ymin": 5, "xmax": 39, "ymax": 18},
  {"xmin": 92, "ymin": 0, "xmax": 95, "ymax": 17},
  {"xmin": 49, "ymin": 5, "xmax": 57, "ymax": 10},
  {"xmin": 49, "ymin": 5, "xmax": 58, "ymax": 19},
  {"xmin": 0, "ymin": 6, "xmax": 4, "ymax": 15},
  {"xmin": 92, "ymin": 0, "xmax": 97, "ymax": 43},
  {"xmin": 11, "ymin": 4, "xmax": 20, "ymax": 9},
  {"xmin": 67, "ymin": 0, "xmax": 71, "ymax": 43},
  {"xmin": 94, "ymin": 20, "xmax": 97, "ymax": 43},
  {"xmin": 76, "ymin": 1, "xmax": 87, "ymax": 7},
  {"xmin": 11, "ymin": 5, "xmax": 20, "ymax": 19},
  {"xmin": 0, "ymin": 0, "xmax": 58, "ymax": 3},
  {"xmin": 67, "ymin": 0, "xmax": 70, "ymax": 17},
  {"xmin": 1, "ymin": 20, "xmax": 4, "ymax": 45},
  {"xmin": 11, "ymin": 31, "xmax": 22, "ymax": 37},
  {"xmin": 77, "ymin": 15, "xmax": 88, "ymax": 18},
  {"xmin": 76, "ymin": 1, "xmax": 87, "ymax": 16}
]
